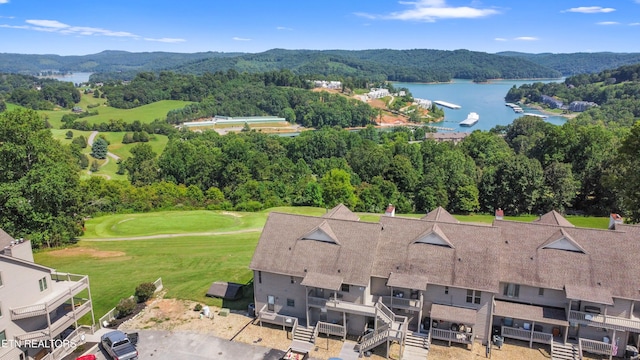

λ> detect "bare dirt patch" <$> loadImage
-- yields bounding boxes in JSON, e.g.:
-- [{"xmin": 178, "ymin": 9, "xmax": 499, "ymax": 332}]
[{"xmin": 47, "ymin": 247, "xmax": 125, "ymax": 258}]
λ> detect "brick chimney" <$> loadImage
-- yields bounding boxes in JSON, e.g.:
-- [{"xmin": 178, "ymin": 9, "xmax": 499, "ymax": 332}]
[
  {"xmin": 495, "ymin": 208, "xmax": 504, "ymax": 220},
  {"xmin": 384, "ymin": 204, "xmax": 396, "ymax": 217},
  {"xmin": 609, "ymin": 213, "xmax": 623, "ymax": 229}
]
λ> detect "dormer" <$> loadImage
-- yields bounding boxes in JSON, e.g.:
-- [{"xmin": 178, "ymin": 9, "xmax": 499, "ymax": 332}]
[
  {"xmin": 413, "ymin": 224, "xmax": 454, "ymax": 248},
  {"xmin": 299, "ymin": 220, "xmax": 340, "ymax": 245},
  {"xmin": 539, "ymin": 229, "xmax": 586, "ymax": 254}
]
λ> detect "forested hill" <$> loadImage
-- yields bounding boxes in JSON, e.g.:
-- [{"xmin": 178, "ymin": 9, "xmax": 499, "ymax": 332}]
[
  {"xmin": 172, "ymin": 48, "xmax": 561, "ymax": 82},
  {"xmin": 497, "ymin": 51, "xmax": 640, "ymax": 76},
  {"xmin": 0, "ymin": 48, "xmax": 560, "ymax": 82},
  {"xmin": 0, "ymin": 50, "xmax": 241, "ymax": 74}
]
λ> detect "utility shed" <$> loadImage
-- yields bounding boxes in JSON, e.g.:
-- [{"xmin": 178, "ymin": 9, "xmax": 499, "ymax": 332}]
[{"xmin": 206, "ymin": 281, "xmax": 244, "ymax": 300}]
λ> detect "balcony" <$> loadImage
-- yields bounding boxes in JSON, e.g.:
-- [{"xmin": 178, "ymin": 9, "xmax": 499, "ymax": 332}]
[
  {"xmin": 10, "ymin": 273, "xmax": 89, "ymax": 320},
  {"xmin": 579, "ymin": 338, "xmax": 613, "ymax": 357},
  {"xmin": 14, "ymin": 299, "xmax": 92, "ymax": 342},
  {"xmin": 569, "ymin": 310, "xmax": 640, "ymax": 332},
  {"xmin": 380, "ymin": 295, "xmax": 421, "ymax": 312},
  {"xmin": 431, "ymin": 327, "xmax": 474, "ymax": 345},
  {"xmin": 501, "ymin": 326, "xmax": 553, "ymax": 345}
]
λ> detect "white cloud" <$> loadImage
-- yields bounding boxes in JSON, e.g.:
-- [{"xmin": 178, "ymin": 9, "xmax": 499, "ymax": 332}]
[
  {"xmin": 596, "ymin": 21, "xmax": 619, "ymax": 25},
  {"xmin": 630, "ymin": 22, "xmax": 640, "ymax": 26},
  {"xmin": 355, "ymin": 0, "xmax": 499, "ymax": 22},
  {"xmin": 26, "ymin": 19, "xmax": 69, "ymax": 29},
  {"xmin": 0, "ymin": 0, "xmax": 9, "ymax": 4},
  {"xmin": 563, "ymin": 6, "xmax": 616, "ymax": 13},
  {"xmin": 276, "ymin": 26, "xmax": 293, "ymax": 31},
  {"xmin": 0, "ymin": 16, "xmax": 15, "ymax": 18},
  {"xmin": 232, "ymin": 36, "xmax": 251, "ymax": 41},
  {"xmin": 514, "ymin": 36, "xmax": 538, "ymax": 41},
  {"xmin": 494, "ymin": 37, "xmax": 507, "ymax": 41},
  {"xmin": 144, "ymin": 37, "xmax": 186, "ymax": 43},
  {"xmin": 4, "ymin": 18, "xmax": 184, "ymax": 43}
]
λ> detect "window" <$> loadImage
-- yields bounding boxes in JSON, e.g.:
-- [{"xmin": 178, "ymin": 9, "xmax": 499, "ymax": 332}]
[
  {"xmin": 0, "ymin": 271, "xmax": 3, "ymax": 287},
  {"xmin": 258, "ymin": 271, "xmax": 262, "ymax": 284},
  {"xmin": 0, "ymin": 301, "xmax": 2, "ymax": 318},
  {"xmin": 341, "ymin": 284, "xmax": 350, "ymax": 292},
  {"xmin": 444, "ymin": 286, "xmax": 449, "ymax": 295},
  {"xmin": 290, "ymin": 276, "xmax": 295, "ymax": 284},
  {"xmin": 538, "ymin": 288, "xmax": 545, "ymax": 296},
  {"xmin": 286, "ymin": 298, "xmax": 295, "ymax": 307},
  {"xmin": 39, "ymin": 277, "xmax": 48, "ymax": 292},
  {"xmin": 503, "ymin": 283, "xmax": 520, "ymax": 298},
  {"xmin": 0, "ymin": 330, "xmax": 6, "ymax": 343},
  {"xmin": 466, "ymin": 290, "xmax": 481, "ymax": 304}
]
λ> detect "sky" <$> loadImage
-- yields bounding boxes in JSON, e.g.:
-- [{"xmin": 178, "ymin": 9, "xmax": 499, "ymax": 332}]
[{"xmin": 1, "ymin": 0, "xmax": 640, "ymax": 56}]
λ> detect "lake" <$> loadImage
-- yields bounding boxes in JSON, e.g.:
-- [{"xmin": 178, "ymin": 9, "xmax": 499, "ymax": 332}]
[
  {"xmin": 396, "ymin": 79, "xmax": 566, "ymax": 132},
  {"xmin": 39, "ymin": 72, "xmax": 93, "ymax": 85}
]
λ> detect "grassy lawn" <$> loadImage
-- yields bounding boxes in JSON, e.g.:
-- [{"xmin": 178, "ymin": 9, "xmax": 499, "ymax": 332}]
[
  {"xmin": 39, "ymin": 92, "xmax": 191, "ymax": 129},
  {"xmin": 34, "ymin": 207, "xmax": 609, "ymax": 320},
  {"xmin": 50, "ymin": 129, "xmax": 168, "ymax": 180}
]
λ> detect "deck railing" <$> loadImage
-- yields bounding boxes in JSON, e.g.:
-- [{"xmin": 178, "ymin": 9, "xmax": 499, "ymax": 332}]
[
  {"xmin": 579, "ymin": 338, "xmax": 613, "ymax": 357},
  {"xmin": 501, "ymin": 326, "xmax": 552, "ymax": 345},
  {"xmin": 308, "ymin": 296, "xmax": 328, "ymax": 308},
  {"xmin": 357, "ymin": 323, "xmax": 390, "ymax": 353},
  {"xmin": 569, "ymin": 310, "xmax": 640, "ymax": 331},
  {"xmin": 317, "ymin": 321, "xmax": 346, "ymax": 338},
  {"xmin": 431, "ymin": 327, "xmax": 474, "ymax": 344},
  {"xmin": 10, "ymin": 274, "xmax": 89, "ymax": 320},
  {"xmin": 380, "ymin": 296, "xmax": 421, "ymax": 311},
  {"xmin": 14, "ymin": 300, "xmax": 92, "ymax": 342}
]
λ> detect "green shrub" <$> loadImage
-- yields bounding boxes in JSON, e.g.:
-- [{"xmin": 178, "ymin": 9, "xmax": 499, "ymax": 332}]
[
  {"xmin": 135, "ymin": 282, "xmax": 156, "ymax": 303},
  {"xmin": 194, "ymin": 304, "xmax": 202, "ymax": 312},
  {"xmin": 116, "ymin": 297, "xmax": 136, "ymax": 318}
]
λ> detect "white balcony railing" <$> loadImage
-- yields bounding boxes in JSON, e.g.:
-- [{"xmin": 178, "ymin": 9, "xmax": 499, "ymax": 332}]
[
  {"xmin": 579, "ymin": 338, "xmax": 613, "ymax": 357},
  {"xmin": 380, "ymin": 296, "xmax": 421, "ymax": 311},
  {"xmin": 501, "ymin": 326, "xmax": 552, "ymax": 345},
  {"xmin": 431, "ymin": 327, "xmax": 474, "ymax": 344},
  {"xmin": 570, "ymin": 310, "xmax": 640, "ymax": 332},
  {"xmin": 14, "ymin": 300, "xmax": 92, "ymax": 342},
  {"xmin": 10, "ymin": 273, "xmax": 89, "ymax": 320}
]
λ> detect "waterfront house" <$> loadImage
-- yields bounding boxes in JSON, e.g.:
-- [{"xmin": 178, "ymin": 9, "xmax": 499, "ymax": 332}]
[
  {"xmin": 0, "ymin": 229, "xmax": 95, "ymax": 360},
  {"xmin": 541, "ymin": 95, "xmax": 565, "ymax": 109},
  {"xmin": 569, "ymin": 101, "xmax": 598, "ymax": 112},
  {"xmin": 250, "ymin": 205, "xmax": 640, "ymax": 359}
]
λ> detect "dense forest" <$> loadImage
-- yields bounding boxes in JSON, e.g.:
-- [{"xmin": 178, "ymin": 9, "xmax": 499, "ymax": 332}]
[
  {"xmin": 0, "ymin": 73, "xmax": 81, "ymax": 110},
  {"xmin": 498, "ymin": 51, "xmax": 640, "ymax": 76}
]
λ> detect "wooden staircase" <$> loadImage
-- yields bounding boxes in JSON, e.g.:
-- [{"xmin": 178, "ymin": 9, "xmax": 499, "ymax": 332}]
[
  {"xmin": 293, "ymin": 325, "xmax": 315, "ymax": 344},
  {"xmin": 551, "ymin": 342, "xmax": 579, "ymax": 360},
  {"xmin": 403, "ymin": 331, "xmax": 430, "ymax": 360}
]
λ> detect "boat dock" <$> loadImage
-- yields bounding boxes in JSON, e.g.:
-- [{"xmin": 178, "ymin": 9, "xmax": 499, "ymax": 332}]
[
  {"xmin": 522, "ymin": 113, "xmax": 548, "ymax": 119},
  {"xmin": 434, "ymin": 100, "xmax": 461, "ymax": 109}
]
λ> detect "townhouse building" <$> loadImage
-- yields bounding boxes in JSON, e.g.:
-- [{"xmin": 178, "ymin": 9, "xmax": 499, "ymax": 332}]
[
  {"xmin": 0, "ymin": 229, "xmax": 95, "ymax": 360},
  {"xmin": 250, "ymin": 205, "xmax": 640, "ymax": 359}
]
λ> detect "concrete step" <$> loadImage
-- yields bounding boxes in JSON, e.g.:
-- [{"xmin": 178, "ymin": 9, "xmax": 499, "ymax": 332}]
[
  {"xmin": 293, "ymin": 326, "xmax": 315, "ymax": 343},
  {"xmin": 551, "ymin": 342, "xmax": 579, "ymax": 360}
]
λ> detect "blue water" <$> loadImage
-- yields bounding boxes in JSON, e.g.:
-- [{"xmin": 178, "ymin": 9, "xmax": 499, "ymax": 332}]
[
  {"xmin": 396, "ymin": 79, "xmax": 566, "ymax": 132},
  {"xmin": 40, "ymin": 72, "xmax": 93, "ymax": 85}
]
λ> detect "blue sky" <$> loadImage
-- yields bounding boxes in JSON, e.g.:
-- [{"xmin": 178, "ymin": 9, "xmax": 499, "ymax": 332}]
[{"xmin": 1, "ymin": 0, "xmax": 639, "ymax": 55}]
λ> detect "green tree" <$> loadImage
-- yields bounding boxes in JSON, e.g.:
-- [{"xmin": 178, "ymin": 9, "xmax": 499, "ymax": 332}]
[
  {"xmin": 320, "ymin": 169, "xmax": 357, "ymax": 208},
  {"xmin": 91, "ymin": 137, "xmax": 108, "ymax": 159},
  {"xmin": 0, "ymin": 109, "xmax": 84, "ymax": 247},
  {"xmin": 65, "ymin": 130, "xmax": 74, "ymax": 139},
  {"xmin": 124, "ymin": 143, "xmax": 158, "ymax": 186}
]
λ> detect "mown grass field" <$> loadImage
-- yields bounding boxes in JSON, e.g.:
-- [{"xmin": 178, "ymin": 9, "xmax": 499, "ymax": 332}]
[
  {"xmin": 39, "ymin": 92, "xmax": 191, "ymax": 129},
  {"xmin": 34, "ymin": 207, "xmax": 608, "ymax": 319}
]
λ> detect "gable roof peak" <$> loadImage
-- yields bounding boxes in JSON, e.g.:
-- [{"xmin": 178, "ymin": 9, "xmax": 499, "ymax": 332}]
[
  {"xmin": 534, "ymin": 210, "xmax": 574, "ymax": 227},
  {"xmin": 323, "ymin": 203, "xmax": 360, "ymax": 222},
  {"xmin": 421, "ymin": 207, "xmax": 459, "ymax": 223}
]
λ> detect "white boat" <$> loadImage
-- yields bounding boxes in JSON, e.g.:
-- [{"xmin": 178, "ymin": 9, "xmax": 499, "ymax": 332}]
[{"xmin": 459, "ymin": 112, "xmax": 479, "ymax": 126}]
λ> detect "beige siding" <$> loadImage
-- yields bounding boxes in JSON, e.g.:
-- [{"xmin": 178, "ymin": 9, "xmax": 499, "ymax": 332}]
[
  {"xmin": 496, "ymin": 283, "xmax": 567, "ymax": 308},
  {"xmin": 609, "ymin": 298, "xmax": 632, "ymax": 318},
  {"xmin": 253, "ymin": 271, "xmax": 307, "ymax": 319},
  {"xmin": 0, "ymin": 259, "xmax": 52, "ymax": 342},
  {"xmin": 370, "ymin": 277, "xmax": 389, "ymax": 300}
]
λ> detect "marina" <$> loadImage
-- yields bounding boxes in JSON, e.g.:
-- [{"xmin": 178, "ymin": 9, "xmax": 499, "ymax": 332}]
[
  {"xmin": 433, "ymin": 100, "xmax": 462, "ymax": 109},
  {"xmin": 522, "ymin": 113, "xmax": 548, "ymax": 119},
  {"xmin": 459, "ymin": 112, "xmax": 479, "ymax": 127}
]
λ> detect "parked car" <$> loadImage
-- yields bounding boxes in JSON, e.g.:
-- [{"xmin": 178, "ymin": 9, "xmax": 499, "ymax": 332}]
[
  {"xmin": 75, "ymin": 355, "xmax": 96, "ymax": 360},
  {"xmin": 100, "ymin": 330, "xmax": 138, "ymax": 360}
]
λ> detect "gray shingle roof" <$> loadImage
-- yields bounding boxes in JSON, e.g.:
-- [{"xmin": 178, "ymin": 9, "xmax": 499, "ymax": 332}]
[
  {"xmin": 534, "ymin": 210, "xmax": 575, "ymax": 227},
  {"xmin": 493, "ymin": 300, "xmax": 568, "ymax": 326},
  {"xmin": 0, "ymin": 228, "xmax": 15, "ymax": 250},
  {"xmin": 421, "ymin": 207, "xmax": 459, "ymax": 223},
  {"xmin": 430, "ymin": 304, "xmax": 477, "ymax": 325},
  {"xmin": 323, "ymin": 203, "xmax": 360, "ymax": 221},
  {"xmin": 250, "ymin": 212, "xmax": 380, "ymax": 287}
]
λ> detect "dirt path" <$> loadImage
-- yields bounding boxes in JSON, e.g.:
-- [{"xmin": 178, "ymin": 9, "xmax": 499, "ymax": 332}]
[{"xmin": 83, "ymin": 228, "xmax": 262, "ymax": 241}]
